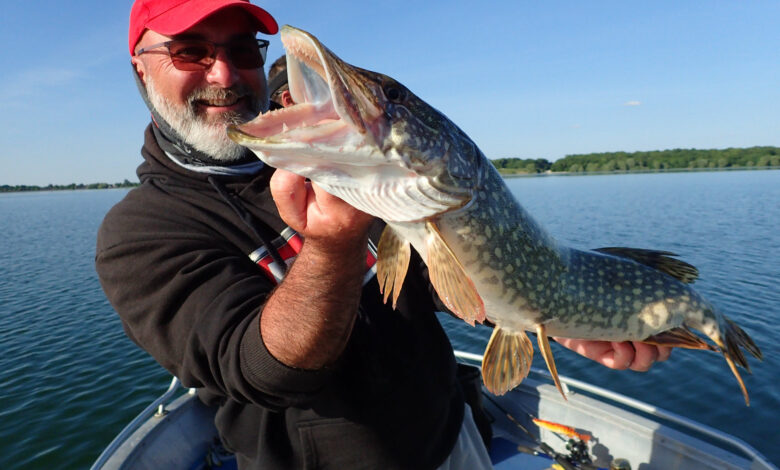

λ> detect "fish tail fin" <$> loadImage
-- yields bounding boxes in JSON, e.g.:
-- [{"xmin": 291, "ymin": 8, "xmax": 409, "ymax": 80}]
[
  {"xmin": 718, "ymin": 317, "xmax": 763, "ymax": 406},
  {"xmin": 723, "ymin": 353, "xmax": 750, "ymax": 406},
  {"xmin": 695, "ymin": 313, "xmax": 762, "ymax": 406},
  {"xmin": 482, "ymin": 327, "xmax": 534, "ymax": 395},
  {"xmin": 723, "ymin": 317, "xmax": 762, "ymax": 362}
]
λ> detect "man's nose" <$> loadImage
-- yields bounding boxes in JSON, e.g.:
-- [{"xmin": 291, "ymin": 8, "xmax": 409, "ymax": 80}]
[{"xmin": 205, "ymin": 48, "xmax": 239, "ymax": 87}]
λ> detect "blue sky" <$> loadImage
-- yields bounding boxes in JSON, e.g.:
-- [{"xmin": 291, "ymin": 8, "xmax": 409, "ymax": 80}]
[{"xmin": 1, "ymin": 1, "xmax": 778, "ymax": 185}]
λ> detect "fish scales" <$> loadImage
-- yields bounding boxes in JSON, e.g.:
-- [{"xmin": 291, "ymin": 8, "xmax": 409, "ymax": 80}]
[
  {"xmin": 229, "ymin": 25, "xmax": 762, "ymax": 405},
  {"xmin": 432, "ymin": 164, "xmax": 564, "ymax": 326},
  {"xmin": 432, "ymin": 159, "xmax": 707, "ymax": 342}
]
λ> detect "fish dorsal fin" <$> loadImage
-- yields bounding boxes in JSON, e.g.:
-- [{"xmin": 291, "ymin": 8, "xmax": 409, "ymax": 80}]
[
  {"xmin": 482, "ymin": 327, "xmax": 534, "ymax": 395},
  {"xmin": 593, "ymin": 247, "xmax": 699, "ymax": 284},
  {"xmin": 425, "ymin": 221, "xmax": 485, "ymax": 325},
  {"xmin": 376, "ymin": 225, "xmax": 411, "ymax": 309}
]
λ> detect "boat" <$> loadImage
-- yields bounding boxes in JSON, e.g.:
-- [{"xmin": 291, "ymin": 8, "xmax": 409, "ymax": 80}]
[{"xmin": 91, "ymin": 350, "xmax": 776, "ymax": 470}]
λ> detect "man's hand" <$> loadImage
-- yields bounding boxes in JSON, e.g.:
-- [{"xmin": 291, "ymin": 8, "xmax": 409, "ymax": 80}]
[
  {"xmin": 554, "ymin": 338, "xmax": 672, "ymax": 372},
  {"xmin": 270, "ymin": 169, "xmax": 374, "ymax": 249},
  {"xmin": 260, "ymin": 169, "xmax": 375, "ymax": 370}
]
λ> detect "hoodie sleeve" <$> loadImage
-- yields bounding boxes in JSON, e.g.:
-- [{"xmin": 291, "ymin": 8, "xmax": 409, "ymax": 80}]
[{"xmin": 95, "ymin": 184, "xmax": 332, "ymax": 410}]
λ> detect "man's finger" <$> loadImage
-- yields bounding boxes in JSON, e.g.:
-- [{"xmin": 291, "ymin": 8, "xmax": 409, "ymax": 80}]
[
  {"xmin": 628, "ymin": 342, "xmax": 658, "ymax": 372},
  {"xmin": 606, "ymin": 341, "xmax": 635, "ymax": 370},
  {"xmin": 554, "ymin": 338, "xmax": 622, "ymax": 368},
  {"xmin": 270, "ymin": 169, "xmax": 309, "ymax": 230},
  {"xmin": 656, "ymin": 345, "xmax": 672, "ymax": 362}
]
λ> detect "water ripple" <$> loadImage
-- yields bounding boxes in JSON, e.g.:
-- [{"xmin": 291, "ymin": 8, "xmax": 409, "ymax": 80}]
[{"xmin": 1, "ymin": 176, "xmax": 779, "ymax": 467}]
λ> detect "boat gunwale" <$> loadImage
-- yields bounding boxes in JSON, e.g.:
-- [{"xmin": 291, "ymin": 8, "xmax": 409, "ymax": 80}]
[
  {"xmin": 90, "ymin": 377, "xmax": 196, "ymax": 470},
  {"xmin": 89, "ymin": 350, "xmax": 777, "ymax": 470},
  {"xmin": 454, "ymin": 350, "xmax": 775, "ymax": 469}
]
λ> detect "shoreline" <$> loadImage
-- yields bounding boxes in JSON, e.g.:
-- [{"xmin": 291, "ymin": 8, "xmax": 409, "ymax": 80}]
[
  {"xmin": 498, "ymin": 165, "xmax": 780, "ymax": 178},
  {"xmin": 0, "ymin": 184, "xmax": 139, "ymax": 194},
  {"xmin": 2, "ymin": 166, "xmax": 778, "ymax": 193}
]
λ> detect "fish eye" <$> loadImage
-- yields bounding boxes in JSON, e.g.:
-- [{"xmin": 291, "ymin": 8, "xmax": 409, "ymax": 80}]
[{"xmin": 383, "ymin": 84, "xmax": 405, "ymax": 102}]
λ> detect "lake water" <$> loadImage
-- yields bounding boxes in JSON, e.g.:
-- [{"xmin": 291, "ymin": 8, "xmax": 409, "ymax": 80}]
[{"xmin": 1, "ymin": 170, "xmax": 778, "ymax": 468}]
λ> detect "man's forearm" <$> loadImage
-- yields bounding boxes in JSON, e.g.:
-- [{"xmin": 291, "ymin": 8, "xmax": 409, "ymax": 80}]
[{"xmin": 259, "ymin": 237, "xmax": 367, "ymax": 370}]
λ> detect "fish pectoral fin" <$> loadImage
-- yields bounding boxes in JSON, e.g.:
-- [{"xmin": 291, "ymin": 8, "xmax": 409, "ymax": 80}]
[
  {"xmin": 376, "ymin": 225, "xmax": 411, "ymax": 309},
  {"xmin": 482, "ymin": 327, "xmax": 534, "ymax": 395},
  {"xmin": 537, "ymin": 325, "xmax": 566, "ymax": 401},
  {"xmin": 593, "ymin": 247, "xmax": 699, "ymax": 284},
  {"xmin": 425, "ymin": 221, "xmax": 486, "ymax": 325},
  {"xmin": 642, "ymin": 326, "xmax": 716, "ymax": 351}
]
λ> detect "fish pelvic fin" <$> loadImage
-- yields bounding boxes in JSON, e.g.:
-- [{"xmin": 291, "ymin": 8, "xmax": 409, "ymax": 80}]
[
  {"xmin": 376, "ymin": 225, "xmax": 411, "ymax": 309},
  {"xmin": 482, "ymin": 327, "xmax": 534, "ymax": 395},
  {"xmin": 537, "ymin": 325, "xmax": 567, "ymax": 401},
  {"xmin": 425, "ymin": 221, "xmax": 486, "ymax": 325},
  {"xmin": 593, "ymin": 247, "xmax": 699, "ymax": 284}
]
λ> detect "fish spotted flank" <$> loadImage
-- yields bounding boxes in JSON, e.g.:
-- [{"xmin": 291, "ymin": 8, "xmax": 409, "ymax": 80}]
[{"xmin": 228, "ymin": 25, "xmax": 762, "ymax": 405}]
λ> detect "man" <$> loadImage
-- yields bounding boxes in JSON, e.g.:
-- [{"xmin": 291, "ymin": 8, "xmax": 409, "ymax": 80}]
[
  {"xmin": 267, "ymin": 54, "xmax": 293, "ymax": 109},
  {"xmin": 97, "ymin": 1, "xmax": 670, "ymax": 468}
]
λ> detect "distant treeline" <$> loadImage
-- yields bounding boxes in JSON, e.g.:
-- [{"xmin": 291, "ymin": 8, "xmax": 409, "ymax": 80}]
[
  {"xmin": 0, "ymin": 180, "xmax": 139, "ymax": 193},
  {"xmin": 491, "ymin": 158, "xmax": 552, "ymax": 174},
  {"xmin": 491, "ymin": 146, "xmax": 780, "ymax": 174},
  {"xmin": 4, "ymin": 146, "xmax": 779, "ymax": 191}
]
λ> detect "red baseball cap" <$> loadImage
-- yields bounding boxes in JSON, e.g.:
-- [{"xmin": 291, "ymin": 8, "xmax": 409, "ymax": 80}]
[{"xmin": 129, "ymin": 0, "xmax": 278, "ymax": 55}]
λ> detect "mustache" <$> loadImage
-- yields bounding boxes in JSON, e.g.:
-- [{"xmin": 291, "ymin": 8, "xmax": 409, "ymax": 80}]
[{"xmin": 187, "ymin": 85, "xmax": 254, "ymax": 104}]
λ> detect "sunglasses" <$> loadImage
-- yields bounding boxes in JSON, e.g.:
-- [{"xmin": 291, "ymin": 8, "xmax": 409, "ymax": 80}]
[{"xmin": 136, "ymin": 38, "xmax": 270, "ymax": 71}]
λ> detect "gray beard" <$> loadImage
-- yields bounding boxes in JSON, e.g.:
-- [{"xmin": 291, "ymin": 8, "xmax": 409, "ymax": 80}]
[{"xmin": 145, "ymin": 77, "xmax": 266, "ymax": 162}]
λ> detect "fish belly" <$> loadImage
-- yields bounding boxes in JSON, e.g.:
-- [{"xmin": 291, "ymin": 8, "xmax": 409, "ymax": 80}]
[{"xmin": 429, "ymin": 172, "xmax": 565, "ymax": 331}]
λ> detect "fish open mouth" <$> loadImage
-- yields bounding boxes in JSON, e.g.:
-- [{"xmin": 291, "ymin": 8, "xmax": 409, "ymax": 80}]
[
  {"xmin": 227, "ymin": 25, "xmax": 469, "ymax": 221},
  {"xmin": 228, "ymin": 25, "xmax": 379, "ymax": 150}
]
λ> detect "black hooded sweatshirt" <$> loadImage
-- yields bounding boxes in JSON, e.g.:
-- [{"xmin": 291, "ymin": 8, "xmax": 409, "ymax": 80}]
[{"xmin": 95, "ymin": 124, "xmax": 464, "ymax": 469}]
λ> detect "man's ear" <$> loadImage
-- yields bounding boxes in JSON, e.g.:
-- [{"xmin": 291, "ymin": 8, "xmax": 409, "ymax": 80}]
[
  {"xmin": 131, "ymin": 30, "xmax": 149, "ymax": 86},
  {"xmin": 281, "ymin": 90, "xmax": 294, "ymax": 107},
  {"xmin": 132, "ymin": 56, "xmax": 147, "ymax": 86}
]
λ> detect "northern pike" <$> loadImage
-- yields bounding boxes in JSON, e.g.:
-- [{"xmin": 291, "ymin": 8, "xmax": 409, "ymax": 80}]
[{"xmin": 228, "ymin": 26, "xmax": 762, "ymax": 404}]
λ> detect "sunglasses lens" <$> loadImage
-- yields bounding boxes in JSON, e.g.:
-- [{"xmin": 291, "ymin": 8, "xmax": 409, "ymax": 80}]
[
  {"xmin": 228, "ymin": 41, "xmax": 266, "ymax": 69},
  {"xmin": 168, "ymin": 42, "xmax": 213, "ymax": 71},
  {"xmin": 164, "ymin": 40, "xmax": 267, "ymax": 71}
]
